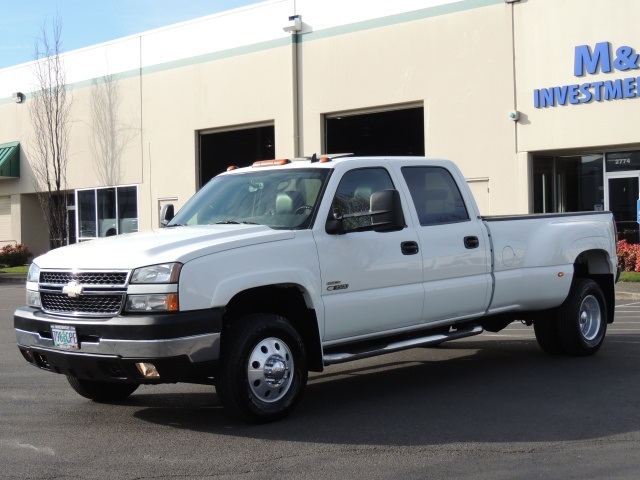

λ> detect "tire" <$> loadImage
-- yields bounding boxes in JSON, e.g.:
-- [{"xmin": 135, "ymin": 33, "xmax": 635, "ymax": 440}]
[
  {"xmin": 216, "ymin": 313, "xmax": 308, "ymax": 423},
  {"xmin": 557, "ymin": 278, "xmax": 607, "ymax": 356},
  {"xmin": 66, "ymin": 376, "xmax": 139, "ymax": 401},
  {"xmin": 533, "ymin": 311, "xmax": 565, "ymax": 355}
]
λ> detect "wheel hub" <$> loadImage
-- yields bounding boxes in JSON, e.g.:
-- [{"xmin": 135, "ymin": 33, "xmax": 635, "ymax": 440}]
[
  {"xmin": 264, "ymin": 356, "xmax": 288, "ymax": 385},
  {"xmin": 579, "ymin": 294, "xmax": 601, "ymax": 342},
  {"xmin": 247, "ymin": 337, "xmax": 294, "ymax": 403}
]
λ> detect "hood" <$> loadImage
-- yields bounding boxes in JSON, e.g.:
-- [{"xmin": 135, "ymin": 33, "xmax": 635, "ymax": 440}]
[{"xmin": 34, "ymin": 225, "xmax": 295, "ymax": 270}]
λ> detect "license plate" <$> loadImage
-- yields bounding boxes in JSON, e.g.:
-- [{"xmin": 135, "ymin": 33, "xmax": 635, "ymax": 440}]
[{"xmin": 51, "ymin": 325, "xmax": 79, "ymax": 350}]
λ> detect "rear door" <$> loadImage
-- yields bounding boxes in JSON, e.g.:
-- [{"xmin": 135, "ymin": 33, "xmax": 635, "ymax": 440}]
[
  {"xmin": 398, "ymin": 165, "xmax": 491, "ymax": 323},
  {"xmin": 313, "ymin": 165, "xmax": 424, "ymax": 342}
]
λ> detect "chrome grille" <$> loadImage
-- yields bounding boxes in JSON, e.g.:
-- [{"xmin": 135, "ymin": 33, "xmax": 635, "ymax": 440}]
[
  {"xmin": 39, "ymin": 269, "xmax": 130, "ymax": 317},
  {"xmin": 40, "ymin": 271, "xmax": 128, "ymax": 286},
  {"xmin": 41, "ymin": 292, "xmax": 125, "ymax": 316}
]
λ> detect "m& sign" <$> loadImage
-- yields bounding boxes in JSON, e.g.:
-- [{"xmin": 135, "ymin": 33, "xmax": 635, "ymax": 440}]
[{"xmin": 534, "ymin": 42, "xmax": 640, "ymax": 108}]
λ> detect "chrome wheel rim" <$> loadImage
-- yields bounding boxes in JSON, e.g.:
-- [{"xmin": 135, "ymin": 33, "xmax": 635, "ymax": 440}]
[
  {"xmin": 579, "ymin": 294, "xmax": 601, "ymax": 342},
  {"xmin": 247, "ymin": 337, "xmax": 293, "ymax": 403}
]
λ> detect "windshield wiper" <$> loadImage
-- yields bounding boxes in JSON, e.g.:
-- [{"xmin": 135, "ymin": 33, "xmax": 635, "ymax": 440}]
[{"xmin": 215, "ymin": 220, "xmax": 260, "ymax": 225}]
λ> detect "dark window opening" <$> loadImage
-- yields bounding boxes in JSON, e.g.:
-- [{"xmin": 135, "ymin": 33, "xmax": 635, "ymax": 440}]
[
  {"xmin": 609, "ymin": 176, "xmax": 639, "ymax": 244},
  {"xmin": 325, "ymin": 107, "xmax": 424, "ymax": 156},
  {"xmin": 199, "ymin": 125, "xmax": 275, "ymax": 187},
  {"xmin": 532, "ymin": 154, "xmax": 604, "ymax": 214}
]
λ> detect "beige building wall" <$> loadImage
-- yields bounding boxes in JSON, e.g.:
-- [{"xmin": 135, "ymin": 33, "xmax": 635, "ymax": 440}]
[
  {"xmin": 300, "ymin": 1, "xmax": 520, "ymax": 213},
  {"xmin": 138, "ymin": 44, "xmax": 295, "ymax": 227},
  {"xmin": 515, "ymin": 0, "xmax": 640, "ymax": 153},
  {"xmin": 4, "ymin": 0, "xmax": 639, "ymax": 252}
]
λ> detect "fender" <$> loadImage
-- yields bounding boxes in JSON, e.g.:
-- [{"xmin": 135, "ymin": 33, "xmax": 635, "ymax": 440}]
[
  {"xmin": 178, "ymin": 230, "xmax": 325, "ymax": 327},
  {"xmin": 485, "ymin": 213, "xmax": 616, "ymax": 313}
]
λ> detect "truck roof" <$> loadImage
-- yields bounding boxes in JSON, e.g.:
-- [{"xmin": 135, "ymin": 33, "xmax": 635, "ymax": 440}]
[{"xmin": 224, "ymin": 154, "xmax": 452, "ymax": 174}]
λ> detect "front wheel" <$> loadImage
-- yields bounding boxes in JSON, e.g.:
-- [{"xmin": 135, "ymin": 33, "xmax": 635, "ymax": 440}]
[
  {"xmin": 557, "ymin": 278, "xmax": 608, "ymax": 356},
  {"xmin": 216, "ymin": 313, "xmax": 308, "ymax": 423},
  {"xmin": 66, "ymin": 376, "xmax": 139, "ymax": 401}
]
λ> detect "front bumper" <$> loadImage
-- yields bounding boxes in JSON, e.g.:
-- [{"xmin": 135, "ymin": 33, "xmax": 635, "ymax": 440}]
[{"xmin": 14, "ymin": 306, "xmax": 223, "ymax": 384}]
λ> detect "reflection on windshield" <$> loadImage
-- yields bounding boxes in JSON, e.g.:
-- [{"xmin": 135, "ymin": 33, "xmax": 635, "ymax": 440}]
[{"xmin": 168, "ymin": 168, "xmax": 330, "ymax": 230}]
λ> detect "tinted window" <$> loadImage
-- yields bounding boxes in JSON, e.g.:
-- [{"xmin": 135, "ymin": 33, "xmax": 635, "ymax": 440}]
[
  {"xmin": 402, "ymin": 167, "xmax": 469, "ymax": 226},
  {"xmin": 332, "ymin": 168, "xmax": 394, "ymax": 230}
]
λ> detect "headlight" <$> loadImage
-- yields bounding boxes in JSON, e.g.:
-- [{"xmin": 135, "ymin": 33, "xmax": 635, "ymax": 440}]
[
  {"xmin": 127, "ymin": 263, "xmax": 181, "ymax": 312},
  {"xmin": 131, "ymin": 263, "xmax": 182, "ymax": 284},
  {"xmin": 125, "ymin": 294, "xmax": 179, "ymax": 312},
  {"xmin": 26, "ymin": 263, "xmax": 41, "ymax": 307},
  {"xmin": 27, "ymin": 263, "xmax": 40, "ymax": 283}
]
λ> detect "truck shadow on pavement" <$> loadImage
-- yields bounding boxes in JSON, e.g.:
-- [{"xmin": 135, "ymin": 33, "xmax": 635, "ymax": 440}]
[{"xmin": 130, "ymin": 336, "xmax": 640, "ymax": 446}]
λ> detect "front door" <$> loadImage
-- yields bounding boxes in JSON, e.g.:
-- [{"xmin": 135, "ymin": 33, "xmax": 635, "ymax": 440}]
[
  {"xmin": 314, "ymin": 166, "xmax": 424, "ymax": 342},
  {"xmin": 608, "ymin": 176, "xmax": 639, "ymax": 244}
]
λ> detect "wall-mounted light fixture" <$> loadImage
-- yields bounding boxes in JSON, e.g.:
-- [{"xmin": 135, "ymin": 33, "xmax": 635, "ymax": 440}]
[
  {"xmin": 12, "ymin": 92, "xmax": 24, "ymax": 104},
  {"xmin": 283, "ymin": 15, "xmax": 302, "ymax": 33}
]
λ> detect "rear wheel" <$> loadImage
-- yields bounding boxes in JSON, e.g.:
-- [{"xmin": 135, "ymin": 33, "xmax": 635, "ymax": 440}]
[
  {"xmin": 557, "ymin": 278, "xmax": 607, "ymax": 356},
  {"xmin": 66, "ymin": 376, "xmax": 139, "ymax": 401},
  {"xmin": 216, "ymin": 313, "xmax": 307, "ymax": 423},
  {"xmin": 533, "ymin": 311, "xmax": 564, "ymax": 355}
]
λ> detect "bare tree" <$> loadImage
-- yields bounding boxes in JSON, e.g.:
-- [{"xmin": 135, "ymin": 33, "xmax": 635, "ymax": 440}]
[
  {"xmin": 89, "ymin": 73, "xmax": 136, "ymax": 186},
  {"xmin": 29, "ymin": 14, "xmax": 72, "ymax": 248}
]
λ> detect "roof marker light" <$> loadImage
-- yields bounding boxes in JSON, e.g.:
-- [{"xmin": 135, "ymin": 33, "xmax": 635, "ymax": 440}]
[
  {"xmin": 226, "ymin": 165, "xmax": 239, "ymax": 171},
  {"xmin": 252, "ymin": 159, "xmax": 291, "ymax": 167}
]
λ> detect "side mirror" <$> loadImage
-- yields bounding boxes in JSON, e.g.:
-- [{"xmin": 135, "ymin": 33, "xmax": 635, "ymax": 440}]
[
  {"xmin": 325, "ymin": 207, "xmax": 345, "ymax": 234},
  {"xmin": 370, "ymin": 189, "xmax": 405, "ymax": 232},
  {"xmin": 160, "ymin": 204, "xmax": 175, "ymax": 227}
]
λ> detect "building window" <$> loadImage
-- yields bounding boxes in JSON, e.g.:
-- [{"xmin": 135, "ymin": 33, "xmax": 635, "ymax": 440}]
[
  {"xmin": 532, "ymin": 155, "xmax": 604, "ymax": 213},
  {"xmin": 76, "ymin": 186, "xmax": 138, "ymax": 241}
]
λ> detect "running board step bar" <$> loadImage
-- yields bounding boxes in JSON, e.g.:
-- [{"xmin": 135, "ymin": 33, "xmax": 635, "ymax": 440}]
[{"xmin": 322, "ymin": 325, "xmax": 483, "ymax": 366}]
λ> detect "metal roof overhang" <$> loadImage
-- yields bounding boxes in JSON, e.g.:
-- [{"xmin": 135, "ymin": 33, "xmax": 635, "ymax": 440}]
[{"xmin": 0, "ymin": 141, "xmax": 20, "ymax": 179}]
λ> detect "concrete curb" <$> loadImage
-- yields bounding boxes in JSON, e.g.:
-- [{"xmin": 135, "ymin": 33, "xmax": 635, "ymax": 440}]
[{"xmin": 0, "ymin": 275, "xmax": 26, "ymax": 285}]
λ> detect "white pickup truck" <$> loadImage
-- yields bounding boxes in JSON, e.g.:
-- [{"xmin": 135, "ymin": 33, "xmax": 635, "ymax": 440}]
[{"xmin": 14, "ymin": 156, "xmax": 619, "ymax": 423}]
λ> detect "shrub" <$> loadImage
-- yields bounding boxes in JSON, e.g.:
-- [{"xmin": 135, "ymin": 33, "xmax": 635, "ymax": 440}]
[
  {"xmin": 617, "ymin": 239, "xmax": 640, "ymax": 272},
  {"xmin": 0, "ymin": 243, "xmax": 32, "ymax": 268}
]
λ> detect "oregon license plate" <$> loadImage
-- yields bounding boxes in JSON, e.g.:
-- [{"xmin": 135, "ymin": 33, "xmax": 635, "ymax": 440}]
[{"xmin": 51, "ymin": 325, "xmax": 79, "ymax": 350}]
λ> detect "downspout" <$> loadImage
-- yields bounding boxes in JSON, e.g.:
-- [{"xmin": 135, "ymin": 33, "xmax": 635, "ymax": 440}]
[
  {"xmin": 292, "ymin": 31, "xmax": 301, "ymax": 157},
  {"xmin": 285, "ymin": 0, "xmax": 302, "ymax": 157}
]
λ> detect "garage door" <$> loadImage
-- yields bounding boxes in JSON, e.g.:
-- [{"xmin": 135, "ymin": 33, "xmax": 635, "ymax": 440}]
[{"xmin": 0, "ymin": 196, "xmax": 11, "ymax": 245}]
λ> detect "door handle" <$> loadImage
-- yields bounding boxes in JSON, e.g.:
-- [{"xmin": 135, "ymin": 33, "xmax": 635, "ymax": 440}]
[
  {"xmin": 401, "ymin": 241, "xmax": 419, "ymax": 255},
  {"xmin": 464, "ymin": 236, "xmax": 479, "ymax": 249}
]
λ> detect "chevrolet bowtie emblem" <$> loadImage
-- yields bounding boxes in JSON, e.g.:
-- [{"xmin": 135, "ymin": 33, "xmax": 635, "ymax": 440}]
[{"xmin": 62, "ymin": 281, "xmax": 83, "ymax": 298}]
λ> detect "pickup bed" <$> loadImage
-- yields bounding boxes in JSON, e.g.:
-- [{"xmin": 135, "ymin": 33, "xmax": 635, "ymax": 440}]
[{"xmin": 14, "ymin": 156, "xmax": 618, "ymax": 422}]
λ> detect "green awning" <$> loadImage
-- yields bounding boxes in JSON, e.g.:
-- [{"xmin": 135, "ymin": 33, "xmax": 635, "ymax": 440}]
[{"xmin": 0, "ymin": 141, "xmax": 20, "ymax": 178}]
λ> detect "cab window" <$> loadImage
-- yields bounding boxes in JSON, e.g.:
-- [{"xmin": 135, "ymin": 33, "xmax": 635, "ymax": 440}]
[
  {"xmin": 402, "ymin": 167, "xmax": 469, "ymax": 226},
  {"xmin": 331, "ymin": 168, "xmax": 394, "ymax": 230}
]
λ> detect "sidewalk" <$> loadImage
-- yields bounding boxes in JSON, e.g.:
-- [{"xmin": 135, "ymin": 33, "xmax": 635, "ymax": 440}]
[{"xmin": 2, "ymin": 273, "xmax": 640, "ymax": 300}]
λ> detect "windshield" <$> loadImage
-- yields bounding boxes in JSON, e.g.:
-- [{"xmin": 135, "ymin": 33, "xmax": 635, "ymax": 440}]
[{"xmin": 168, "ymin": 168, "xmax": 330, "ymax": 229}]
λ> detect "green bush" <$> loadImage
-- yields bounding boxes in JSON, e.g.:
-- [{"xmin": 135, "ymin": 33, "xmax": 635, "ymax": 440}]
[{"xmin": 0, "ymin": 243, "xmax": 32, "ymax": 267}]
